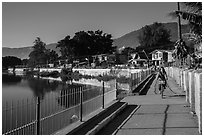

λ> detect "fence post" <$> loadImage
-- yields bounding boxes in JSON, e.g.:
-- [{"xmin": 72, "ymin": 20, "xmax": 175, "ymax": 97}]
[
  {"xmin": 115, "ymin": 79, "xmax": 117, "ymax": 99},
  {"xmin": 102, "ymin": 81, "xmax": 105, "ymax": 109},
  {"xmin": 130, "ymin": 73, "xmax": 132, "ymax": 92},
  {"xmin": 80, "ymin": 87, "xmax": 83, "ymax": 122},
  {"xmin": 36, "ymin": 96, "xmax": 41, "ymax": 135},
  {"xmin": 115, "ymin": 79, "xmax": 118, "ymax": 91},
  {"xmin": 136, "ymin": 73, "xmax": 138, "ymax": 86}
]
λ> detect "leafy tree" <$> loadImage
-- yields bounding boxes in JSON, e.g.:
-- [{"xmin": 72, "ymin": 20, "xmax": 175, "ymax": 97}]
[
  {"xmin": 56, "ymin": 35, "xmax": 75, "ymax": 61},
  {"xmin": 28, "ymin": 37, "xmax": 47, "ymax": 67},
  {"xmin": 72, "ymin": 31, "xmax": 92, "ymax": 56},
  {"xmin": 47, "ymin": 49, "xmax": 58, "ymax": 63},
  {"xmin": 56, "ymin": 30, "xmax": 116, "ymax": 60},
  {"xmin": 43, "ymin": 49, "xmax": 59, "ymax": 64},
  {"xmin": 88, "ymin": 30, "xmax": 115, "ymax": 55},
  {"xmin": 121, "ymin": 47, "xmax": 135, "ymax": 60},
  {"xmin": 138, "ymin": 25, "xmax": 152, "ymax": 47},
  {"xmin": 138, "ymin": 22, "xmax": 171, "ymax": 47},
  {"xmin": 2, "ymin": 56, "xmax": 22, "ymax": 69},
  {"xmin": 22, "ymin": 59, "xmax": 29, "ymax": 66}
]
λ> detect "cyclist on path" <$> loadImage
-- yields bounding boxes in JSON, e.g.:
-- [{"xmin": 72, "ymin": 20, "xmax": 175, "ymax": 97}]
[{"xmin": 157, "ymin": 66, "xmax": 168, "ymax": 93}]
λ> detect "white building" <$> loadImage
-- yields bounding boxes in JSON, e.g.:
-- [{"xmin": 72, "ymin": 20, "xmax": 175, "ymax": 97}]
[{"xmin": 150, "ymin": 50, "xmax": 174, "ymax": 66}]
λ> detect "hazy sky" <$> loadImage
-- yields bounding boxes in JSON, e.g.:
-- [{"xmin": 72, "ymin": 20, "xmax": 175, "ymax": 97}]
[{"xmin": 2, "ymin": 2, "xmax": 179, "ymax": 48}]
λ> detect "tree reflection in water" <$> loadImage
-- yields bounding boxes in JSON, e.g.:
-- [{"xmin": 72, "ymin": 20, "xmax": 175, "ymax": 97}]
[
  {"xmin": 27, "ymin": 76, "xmax": 60, "ymax": 99},
  {"xmin": 3, "ymin": 73, "xmax": 83, "ymax": 108},
  {"xmin": 2, "ymin": 74, "xmax": 22, "ymax": 85}
]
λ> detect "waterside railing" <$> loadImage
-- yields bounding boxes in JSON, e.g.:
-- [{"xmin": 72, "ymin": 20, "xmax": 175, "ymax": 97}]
[{"xmin": 2, "ymin": 79, "xmax": 117, "ymax": 135}]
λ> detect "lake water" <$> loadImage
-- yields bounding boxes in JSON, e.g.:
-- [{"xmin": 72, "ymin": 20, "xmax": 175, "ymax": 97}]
[
  {"xmin": 2, "ymin": 73, "xmax": 71, "ymax": 104},
  {"xmin": 2, "ymin": 73, "xmax": 114, "ymax": 135},
  {"xmin": 2, "ymin": 74, "xmax": 83, "ymax": 134}
]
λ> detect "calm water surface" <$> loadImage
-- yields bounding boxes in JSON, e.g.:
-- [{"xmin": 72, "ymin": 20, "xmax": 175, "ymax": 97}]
[
  {"xmin": 2, "ymin": 73, "xmax": 85, "ymax": 134},
  {"xmin": 2, "ymin": 74, "xmax": 73, "ymax": 104}
]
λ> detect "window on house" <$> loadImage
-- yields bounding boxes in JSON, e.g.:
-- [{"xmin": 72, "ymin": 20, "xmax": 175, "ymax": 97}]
[{"xmin": 155, "ymin": 53, "xmax": 158, "ymax": 59}]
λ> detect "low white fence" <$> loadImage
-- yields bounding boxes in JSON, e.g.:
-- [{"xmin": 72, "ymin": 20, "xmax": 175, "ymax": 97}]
[{"xmin": 165, "ymin": 67, "xmax": 202, "ymax": 134}]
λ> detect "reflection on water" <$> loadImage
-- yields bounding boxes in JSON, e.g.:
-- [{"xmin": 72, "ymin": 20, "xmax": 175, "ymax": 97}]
[
  {"xmin": 2, "ymin": 73, "xmax": 75, "ymax": 102},
  {"xmin": 2, "ymin": 74, "xmax": 22, "ymax": 85},
  {"xmin": 27, "ymin": 76, "xmax": 59, "ymax": 99},
  {"xmin": 2, "ymin": 73, "xmax": 82, "ymax": 134},
  {"xmin": 2, "ymin": 73, "xmax": 118, "ymax": 134},
  {"xmin": 2, "ymin": 73, "xmax": 108, "ymax": 135}
]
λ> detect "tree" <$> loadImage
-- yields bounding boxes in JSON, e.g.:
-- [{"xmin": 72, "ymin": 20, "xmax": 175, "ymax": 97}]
[
  {"xmin": 169, "ymin": 2, "xmax": 202, "ymax": 68},
  {"xmin": 45, "ymin": 49, "xmax": 58, "ymax": 63},
  {"xmin": 72, "ymin": 31, "xmax": 92, "ymax": 56},
  {"xmin": 121, "ymin": 47, "xmax": 135, "ymax": 60},
  {"xmin": 28, "ymin": 37, "xmax": 47, "ymax": 67},
  {"xmin": 56, "ymin": 35, "xmax": 75, "ymax": 61},
  {"xmin": 138, "ymin": 22, "xmax": 171, "ymax": 47},
  {"xmin": 22, "ymin": 59, "xmax": 29, "ymax": 66},
  {"xmin": 56, "ymin": 30, "xmax": 116, "ymax": 60},
  {"xmin": 2, "ymin": 56, "xmax": 22, "ymax": 69},
  {"xmin": 169, "ymin": 2, "xmax": 202, "ymax": 42},
  {"xmin": 88, "ymin": 30, "xmax": 115, "ymax": 54},
  {"xmin": 138, "ymin": 25, "xmax": 152, "ymax": 47}
]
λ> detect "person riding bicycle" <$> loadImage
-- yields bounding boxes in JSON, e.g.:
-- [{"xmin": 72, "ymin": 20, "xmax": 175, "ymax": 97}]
[{"xmin": 157, "ymin": 66, "xmax": 168, "ymax": 92}]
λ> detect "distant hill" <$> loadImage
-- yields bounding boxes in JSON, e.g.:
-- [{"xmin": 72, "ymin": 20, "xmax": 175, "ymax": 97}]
[
  {"xmin": 2, "ymin": 43, "xmax": 60, "ymax": 59},
  {"xmin": 2, "ymin": 22, "xmax": 190, "ymax": 59},
  {"xmin": 113, "ymin": 22, "xmax": 190, "ymax": 49}
]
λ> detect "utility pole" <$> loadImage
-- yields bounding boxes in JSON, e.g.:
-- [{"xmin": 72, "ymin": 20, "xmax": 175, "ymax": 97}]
[
  {"xmin": 177, "ymin": 2, "xmax": 182, "ymax": 40},
  {"xmin": 143, "ymin": 50, "xmax": 149, "ymax": 68},
  {"xmin": 176, "ymin": 2, "xmax": 183, "ymax": 67}
]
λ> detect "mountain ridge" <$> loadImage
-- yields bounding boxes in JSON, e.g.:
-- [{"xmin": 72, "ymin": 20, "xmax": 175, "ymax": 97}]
[
  {"xmin": 113, "ymin": 22, "xmax": 190, "ymax": 49},
  {"xmin": 2, "ymin": 43, "xmax": 60, "ymax": 59},
  {"xmin": 2, "ymin": 22, "xmax": 190, "ymax": 59}
]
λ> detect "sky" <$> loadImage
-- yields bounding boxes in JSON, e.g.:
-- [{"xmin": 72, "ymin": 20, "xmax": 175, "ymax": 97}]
[{"xmin": 2, "ymin": 2, "xmax": 180, "ymax": 48}]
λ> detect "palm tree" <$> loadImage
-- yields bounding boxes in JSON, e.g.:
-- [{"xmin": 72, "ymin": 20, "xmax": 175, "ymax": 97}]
[
  {"xmin": 170, "ymin": 2, "xmax": 202, "ymax": 68},
  {"xmin": 169, "ymin": 2, "xmax": 201, "ymax": 39}
]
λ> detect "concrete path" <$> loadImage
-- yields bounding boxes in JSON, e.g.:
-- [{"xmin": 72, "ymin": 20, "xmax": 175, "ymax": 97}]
[{"xmin": 117, "ymin": 76, "xmax": 199, "ymax": 135}]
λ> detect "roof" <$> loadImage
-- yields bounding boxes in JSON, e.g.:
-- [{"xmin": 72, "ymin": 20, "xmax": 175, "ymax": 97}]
[
  {"xmin": 131, "ymin": 51, "xmax": 149, "ymax": 60},
  {"xmin": 149, "ymin": 49, "xmax": 173, "ymax": 54},
  {"xmin": 128, "ymin": 58, "xmax": 147, "ymax": 62}
]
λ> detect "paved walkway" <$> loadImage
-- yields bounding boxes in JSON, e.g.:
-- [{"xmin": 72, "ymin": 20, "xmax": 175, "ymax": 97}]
[{"xmin": 117, "ymin": 76, "xmax": 199, "ymax": 135}]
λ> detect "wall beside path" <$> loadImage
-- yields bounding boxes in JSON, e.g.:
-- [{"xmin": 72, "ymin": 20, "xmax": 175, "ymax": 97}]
[{"xmin": 165, "ymin": 67, "xmax": 202, "ymax": 134}]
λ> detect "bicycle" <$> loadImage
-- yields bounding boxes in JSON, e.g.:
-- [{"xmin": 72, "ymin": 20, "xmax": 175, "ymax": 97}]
[{"xmin": 158, "ymin": 78, "xmax": 165, "ymax": 99}]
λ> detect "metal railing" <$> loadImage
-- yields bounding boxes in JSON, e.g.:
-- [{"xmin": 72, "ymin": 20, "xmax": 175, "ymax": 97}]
[
  {"xmin": 130, "ymin": 69, "xmax": 152, "ymax": 91},
  {"xmin": 2, "ymin": 79, "xmax": 117, "ymax": 135}
]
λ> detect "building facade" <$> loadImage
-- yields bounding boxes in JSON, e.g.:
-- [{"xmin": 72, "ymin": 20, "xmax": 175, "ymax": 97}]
[
  {"xmin": 150, "ymin": 50, "xmax": 174, "ymax": 66},
  {"xmin": 129, "ymin": 52, "xmax": 148, "ymax": 67}
]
